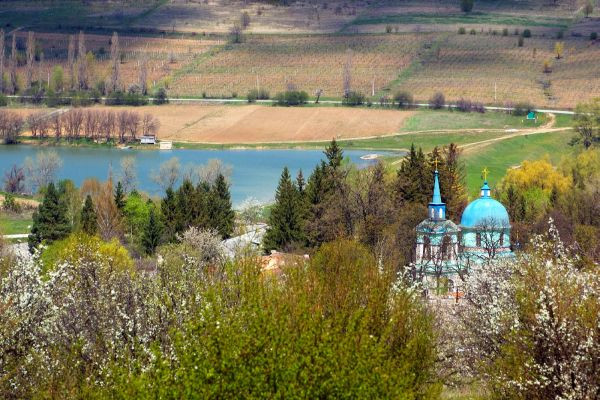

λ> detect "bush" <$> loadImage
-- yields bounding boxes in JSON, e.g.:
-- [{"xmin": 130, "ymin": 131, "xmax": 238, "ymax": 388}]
[
  {"xmin": 523, "ymin": 28, "xmax": 532, "ymax": 38},
  {"xmin": 342, "ymin": 91, "xmax": 366, "ymax": 106},
  {"xmin": 502, "ymin": 28, "xmax": 508, "ymax": 36},
  {"xmin": 456, "ymin": 98, "xmax": 473, "ymax": 112},
  {"xmin": 247, "ymin": 88, "xmax": 270, "ymax": 103},
  {"xmin": 153, "ymin": 87, "xmax": 169, "ymax": 105},
  {"xmin": 274, "ymin": 90, "xmax": 309, "ymax": 106},
  {"xmin": 458, "ymin": 27, "xmax": 466, "ymax": 34},
  {"xmin": 106, "ymin": 90, "xmax": 148, "ymax": 106},
  {"xmin": 518, "ymin": 36, "xmax": 524, "ymax": 47},
  {"xmin": 470, "ymin": 28, "xmax": 476, "ymax": 35},
  {"xmin": 513, "ymin": 101, "xmax": 534, "ymax": 116},
  {"xmin": 429, "ymin": 92, "xmax": 445, "ymax": 109},
  {"xmin": 460, "ymin": 0, "xmax": 474, "ymax": 12},
  {"xmin": 385, "ymin": 24, "xmax": 392, "ymax": 33},
  {"xmin": 393, "ymin": 91, "xmax": 413, "ymax": 108},
  {"xmin": 591, "ymin": 32, "xmax": 598, "ymax": 40},
  {"xmin": 557, "ymin": 30, "xmax": 564, "ymax": 39},
  {"xmin": 0, "ymin": 94, "xmax": 7, "ymax": 107},
  {"xmin": 2, "ymin": 193, "xmax": 21, "ymax": 213}
]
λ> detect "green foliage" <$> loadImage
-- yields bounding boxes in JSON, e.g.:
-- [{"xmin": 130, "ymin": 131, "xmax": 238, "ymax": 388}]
[
  {"xmin": 209, "ymin": 174, "xmax": 235, "ymax": 239},
  {"xmin": 246, "ymin": 88, "xmax": 269, "ymax": 102},
  {"xmin": 394, "ymin": 90, "xmax": 413, "ymax": 108},
  {"xmin": 28, "ymin": 182, "xmax": 71, "ymax": 252},
  {"xmin": 123, "ymin": 191, "xmax": 151, "ymax": 240},
  {"xmin": 80, "ymin": 194, "xmax": 98, "ymax": 235},
  {"xmin": 105, "ymin": 90, "xmax": 148, "ymax": 106},
  {"xmin": 152, "ymin": 87, "xmax": 169, "ymax": 105},
  {"xmin": 324, "ymin": 138, "xmax": 343, "ymax": 169},
  {"xmin": 160, "ymin": 187, "xmax": 178, "ymax": 243},
  {"xmin": 264, "ymin": 167, "xmax": 305, "ymax": 251},
  {"xmin": 572, "ymin": 98, "xmax": 600, "ymax": 149},
  {"xmin": 512, "ymin": 101, "xmax": 534, "ymax": 116},
  {"xmin": 114, "ymin": 181, "xmax": 126, "ymax": 210},
  {"xmin": 342, "ymin": 90, "xmax": 366, "ymax": 106},
  {"xmin": 522, "ymin": 28, "xmax": 532, "ymax": 38},
  {"xmin": 142, "ymin": 203, "xmax": 162, "ymax": 255},
  {"xmin": 274, "ymin": 90, "xmax": 309, "ymax": 106},
  {"xmin": 591, "ymin": 32, "xmax": 598, "ymax": 40},
  {"xmin": 0, "ymin": 93, "xmax": 7, "ymax": 107},
  {"xmin": 51, "ymin": 65, "xmax": 64, "ymax": 92},
  {"xmin": 98, "ymin": 240, "xmax": 439, "ymax": 399},
  {"xmin": 2, "ymin": 193, "xmax": 21, "ymax": 213},
  {"xmin": 458, "ymin": 26, "xmax": 466, "ymax": 34}
]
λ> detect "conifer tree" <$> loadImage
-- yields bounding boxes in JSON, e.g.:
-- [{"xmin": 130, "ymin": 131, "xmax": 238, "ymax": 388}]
[
  {"xmin": 114, "ymin": 181, "xmax": 126, "ymax": 210},
  {"xmin": 160, "ymin": 187, "xmax": 179, "ymax": 243},
  {"xmin": 80, "ymin": 194, "xmax": 98, "ymax": 235},
  {"xmin": 441, "ymin": 143, "xmax": 468, "ymax": 221},
  {"xmin": 210, "ymin": 174, "xmax": 235, "ymax": 238},
  {"xmin": 395, "ymin": 144, "xmax": 430, "ymax": 205},
  {"xmin": 194, "ymin": 181, "xmax": 211, "ymax": 229},
  {"xmin": 264, "ymin": 167, "xmax": 304, "ymax": 251},
  {"xmin": 142, "ymin": 203, "xmax": 162, "ymax": 255},
  {"xmin": 176, "ymin": 179, "xmax": 197, "ymax": 233},
  {"xmin": 28, "ymin": 182, "xmax": 71, "ymax": 252},
  {"xmin": 324, "ymin": 138, "xmax": 343, "ymax": 169}
]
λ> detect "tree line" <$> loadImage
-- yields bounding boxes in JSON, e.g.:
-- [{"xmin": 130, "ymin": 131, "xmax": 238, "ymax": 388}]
[
  {"xmin": 0, "ymin": 110, "xmax": 24, "ymax": 144},
  {"xmin": 26, "ymin": 109, "xmax": 159, "ymax": 142}
]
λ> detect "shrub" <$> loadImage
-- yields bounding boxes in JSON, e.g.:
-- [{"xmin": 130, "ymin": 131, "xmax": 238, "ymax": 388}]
[
  {"xmin": 514, "ymin": 28, "xmax": 520, "ymax": 35},
  {"xmin": 502, "ymin": 28, "xmax": 508, "ymax": 36},
  {"xmin": 460, "ymin": 0, "xmax": 474, "ymax": 13},
  {"xmin": 470, "ymin": 28, "xmax": 476, "ymax": 35},
  {"xmin": 385, "ymin": 24, "xmax": 392, "ymax": 33},
  {"xmin": 275, "ymin": 90, "xmax": 309, "ymax": 106},
  {"xmin": 513, "ymin": 101, "xmax": 534, "ymax": 116},
  {"xmin": 543, "ymin": 59, "xmax": 552, "ymax": 73},
  {"xmin": 247, "ymin": 89, "xmax": 270, "ymax": 102},
  {"xmin": 342, "ymin": 91, "xmax": 366, "ymax": 106},
  {"xmin": 0, "ymin": 94, "xmax": 7, "ymax": 107},
  {"xmin": 456, "ymin": 98, "xmax": 473, "ymax": 112},
  {"xmin": 591, "ymin": 32, "xmax": 598, "ymax": 40},
  {"xmin": 153, "ymin": 87, "xmax": 169, "ymax": 105},
  {"xmin": 557, "ymin": 30, "xmax": 564, "ymax": 39},
  {"xmin": 429, "ymin": 92, "xmax": 445, "ymax": 109},
  {"xmin": 518, "ymin": 36, "xmax": 524, "ymax": 47},
  {"xmin": 2, "ymin": 193, "xmax": 21, "ymax": 213},
  {"xmin": 523, "ymin": 28, "xmax": 532, "ymax": 38},
  {"xmin": 393, "ymin": 91, "xmax": 413, "ymax": 108},
  {"xmin": 458, "ymin": 27, "xmax": 466, "ymax": 34}
]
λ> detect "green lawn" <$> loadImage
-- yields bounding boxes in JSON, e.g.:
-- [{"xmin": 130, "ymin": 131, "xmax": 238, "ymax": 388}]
[
  {"xmin": 400, "ymin": 110, "xmax": 548, "ymax": 131},
  {"xmin": 462, "ymin": 130, "xmax": 575, "ymax": 197},
  {"xmin": 0, "ymin": 212, "xmax": 33, "ymax": 236}
]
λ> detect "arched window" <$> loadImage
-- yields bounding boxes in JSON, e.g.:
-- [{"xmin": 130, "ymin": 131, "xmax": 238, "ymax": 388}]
[
  {"xmin": 423, "ymin": 236, "xmax": 431, "ymax": 260},
  {"xmin": 476, "ymin": 232, "xmax": 482, "ymax": 247},
  {"xmin": 441, "ymin": 235, "xmax": 452, "ymax": 260}
]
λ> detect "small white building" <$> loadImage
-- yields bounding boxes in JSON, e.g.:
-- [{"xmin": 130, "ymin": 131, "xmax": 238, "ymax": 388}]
[{"xmin": 140, "ymin": 135, "xmax": 156, "ymax": 145}]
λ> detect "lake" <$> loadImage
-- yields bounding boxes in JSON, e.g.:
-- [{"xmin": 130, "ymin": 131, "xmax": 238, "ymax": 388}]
[{"xmin": 0, "ymin": 145, "xmax": 398, "ymax": 205}]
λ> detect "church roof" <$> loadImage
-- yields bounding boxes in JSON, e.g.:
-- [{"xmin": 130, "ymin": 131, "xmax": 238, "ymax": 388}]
[
  {"xmin": 417, "ymin": 218, "xmax": 460, "ymax": 233},
  {"xmin": 460, "ymin": 180, "xmax": 510, "ymax": 228}
]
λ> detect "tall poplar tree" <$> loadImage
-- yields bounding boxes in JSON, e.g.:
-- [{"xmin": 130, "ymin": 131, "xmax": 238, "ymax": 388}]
[
  {"xmin": 0, "ymin": 29, "xmax": 5, "ymax": 94},
  {"xmin": 8, "ymin": 34, "xmax": 17, "ymax": 94},
  {"xmin": 109, "ymin": 31, "xmax": 120, "ymax": 92},
  {"xmin": 80, "ymin": 194, "xmax": 98, "ymax": 235},
  {"xmin": 25, "ymin": 31, "xmax": 34, "ymax": 89},
  {"xmin": 67, "ymin": 35, "xmax": 75, "ymax": 90},
  {"xmin": 264, "ymin": 167, "xmax": 304, "ymax": 251},
  {"xmin": 28, "ymin": 182, "xmax": 72, "ymax": 252},
  {"xmin": 77, "ymin": 30, "xmax": 88, "ymax": 90}
]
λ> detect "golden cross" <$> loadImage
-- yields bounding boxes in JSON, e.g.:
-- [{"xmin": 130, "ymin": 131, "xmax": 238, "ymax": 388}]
[
  {"xmin": 434, "ymin": 157, "xmax": 439, "ymax": 171},
  {"xmin": 482, "ymin": 167, "xmax": 489, "ymax": 181}
]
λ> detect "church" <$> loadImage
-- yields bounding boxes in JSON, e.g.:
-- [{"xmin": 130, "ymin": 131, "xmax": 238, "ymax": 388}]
[{"xmin": 414, "ymin": 166, "xmax": 514, "ymax": 295}]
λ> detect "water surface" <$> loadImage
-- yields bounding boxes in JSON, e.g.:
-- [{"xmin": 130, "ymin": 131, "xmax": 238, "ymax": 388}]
[{"xmin": 0, "ymin": 146, "xmax": 397, "ymax": 205}]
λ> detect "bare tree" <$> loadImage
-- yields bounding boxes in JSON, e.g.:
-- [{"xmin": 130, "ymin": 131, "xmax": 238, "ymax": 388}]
[
  {"xmin": 95, "ymin": 178, "xmax": 122, "ymax": 240},
  {"xmin": 117, "ymin": 111, "xmax": 128, "ymax": 143},
  {"xmin": 25, "ymin": 31, "xmax": 35, "ymax": 89},
  {"xmin": 77, "ymin": 31, "xmax": 88, "ymax": 90},
  {"xmin": 99, "ymin": 110, "xmax": 116, "ymax": 141},
  {"xmin": 109, "ymin": 32, "xmax": 120, "ymax": 93},
  {"xmin": 126, "ymin": 111, "xmax": 140, "ymax": 141},
  {"xmin": 50, "ymin": 112, "xmax": 62, "ymax": 139},
  {"xmin": 27, "ymin": 112, "xmax": 50, "ymax": 138},
  {"xmin": 140, "ymin": 114, "xmax": 159, "ymax": 137},
  {"xmin": 64, "ymin": 109, "xmax": 84, "ymax": 140},
  {"xmin": 138, "ymin": 49, "xmax": 148, "ymax": 95},
  {"xmin": 0, "ymin": 111, "xmax": 24, "ymax": 144},
  {"xmin": 196, "ymin": 159, "xmax": 232, "ymax": 185},
  {"xmin": 151, "ymin": 157, "xmax": 181, "ymax": 190},
  {"xmin": 240, "ymin": 11, "xmax": 251, "ymax": 29},
  {"xmin": 24, "ymin": 149, "xmax": 63, "ymax": 193},
  {"xmin": 8, "ymin": 34, "xmax": 17, "ymax": 94},
  {"xmin": 343, "ymin": 48, "xmax": 353, "ymax": 97},
  {"xmin": 67, "ymin": 35, "xmax": 75, "ymax": 90},
  {"xmin": 119, "ymin": 156, "xmax": 137, "ymax": 193},
  {"xmin": 3, "ymin": 164, "xmax": 25, "ymax": 194},
  {"xmin": 0, "ymin": 29, "xmax": 4, "ymax": 94}
]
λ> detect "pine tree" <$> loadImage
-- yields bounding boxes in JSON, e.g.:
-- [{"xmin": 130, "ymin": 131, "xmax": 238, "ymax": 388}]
[
  {"xmin": 28, "ymin": 182, "xmax": 72, "ymax": 252},
  {"xmin": 395, "ymin": 144, "xmax": 429, "ymax": 205},
  {"xmin": 114, "ymin": 181, "xmax": 126, "ymax": 210},
  {"xmin": 264, "ymin": 167, "xmax": 304, "ymax": 251},
  {"xmin": 194, "ymin": 181, "xmax": 211, "ymax": 229},
  {"xmin": 80, "ymin": 194, "xmax": 98, "ymax": 235},
  {"xmin": 142, "ymin": 203, "xmax": 162, "ymax": 255},
  {"xmin": 324, "ymin": 138, "xmax": 343, "ymax": 169},
  {"xmin": 160, "ymin": 187, "xmax": 179, "ymax": 242},
  {"xmin": 176, "ymin": 179, "xmax": 197, "ymax": 233},
  {"xmin": 441, "ymin": 143, "xmax": 468, "ymax": 221},
  {"xmin": 210, "ymin": 174, "xmax": 235, "ymax": 238}
]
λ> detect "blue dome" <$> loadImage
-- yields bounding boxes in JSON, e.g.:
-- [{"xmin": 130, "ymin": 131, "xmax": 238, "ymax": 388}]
[{"xmin": 461, "ymin": 197, "xmax": 510, "ymax": 228}]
